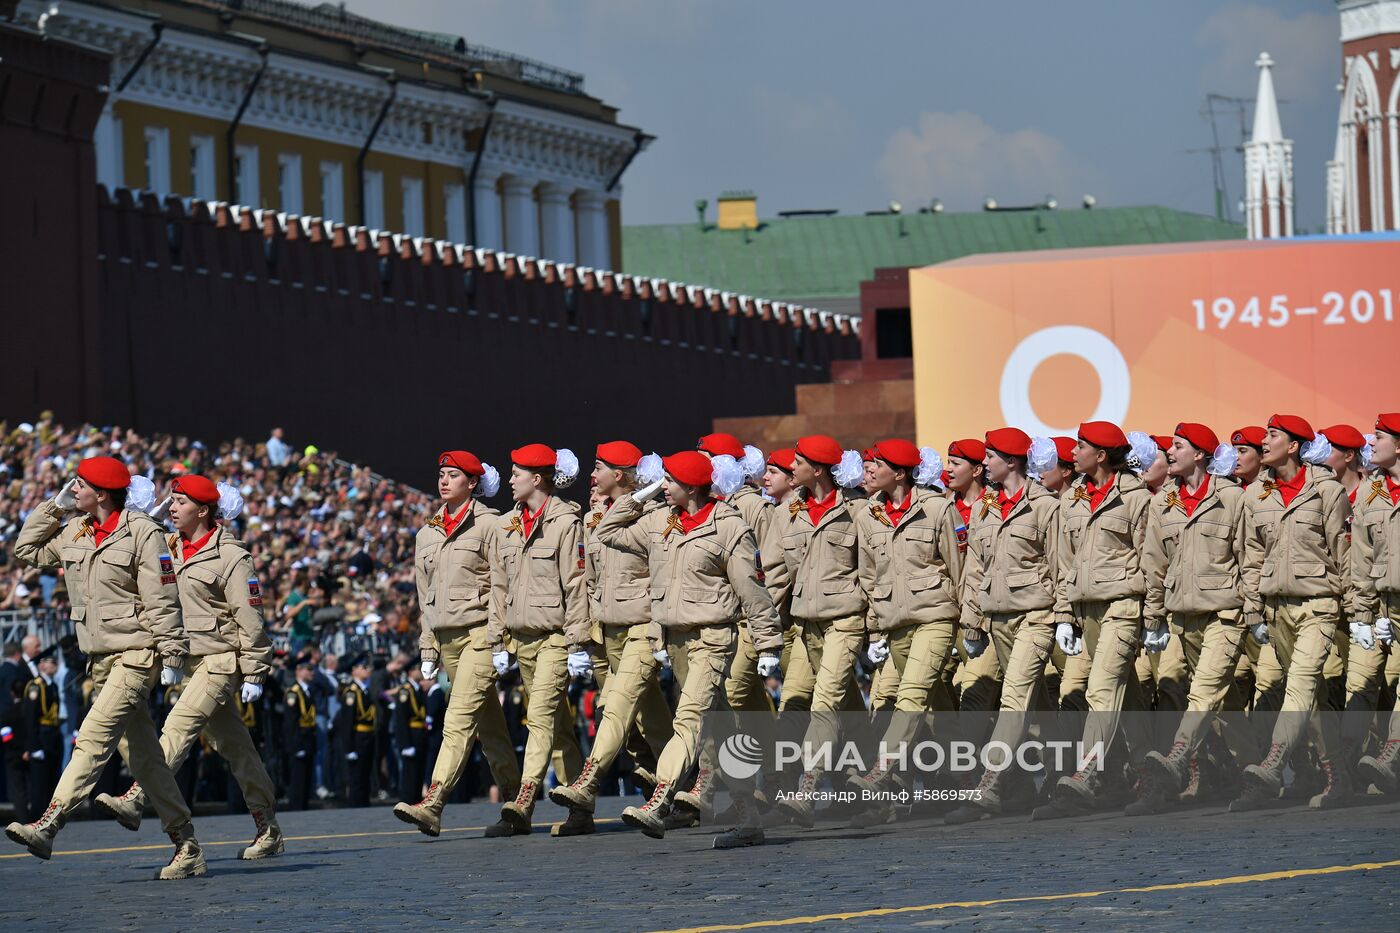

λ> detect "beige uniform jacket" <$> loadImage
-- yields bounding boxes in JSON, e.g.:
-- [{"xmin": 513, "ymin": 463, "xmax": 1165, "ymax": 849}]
[
  {"xmin": 1352, "ymin": 477, "xmax": 1400, "ymax": 622},
  {"xmin": 595, "ymin": 494, "xmax": 783, "ymax": 652},
  {"xmin": 1054, "ymin": 470, "xmax": 1152, "ymax": 623},
  {"xmin": 1241, "ymin": 466, "xmax": 1352, "ymax": 616},
  {"xmin": 960, "ymin": 481, "xmax": 1060, "ymax": 631},
  {"xmin": 1141, "ymin": 479, "xmax": 1249, "ymax": 629},
  {"xmin": 415, "ymin": 499, "xmax": 499, "ymax": 661},
  {"xmin": 856, "ymin": 488, "xmax": 964, "ymax": 633},
  {"xmin": 727, "ymin": 484, "xmax": 772, "ymax": 545},
  {"xmin": 584, "ymin": 497, "xmax": 663, "ymax": 628},
  {"xmin": 771, "ymin": 492, "xmax": 868, "ymax": 625},
  {"xmin": 15, "ymin": 499, "xmax": 186, "ymax": 662},
  {"xmin": 167, "ymin": 526, "xmax": 273, "ymax": 681},
  {"xmin": 488, "ymin": 496, "xmax": 590, "ymax": 651}
]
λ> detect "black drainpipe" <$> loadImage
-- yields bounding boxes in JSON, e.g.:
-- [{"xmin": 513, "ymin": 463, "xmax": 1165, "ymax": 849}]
[
  {"xmin": 606, "ymin": 131, "xmax": 649, "ymax": 193},
  {"xmin": 115, "ymin": 22, "xmax": 165, "ymax": 92},
  {"xmin": 226, "ymin": 44, "xmax": 270, "ymax": 204},
  {"xmin": 465, "ymin": 95, "xmax": 498, "ymax": 245},
  {"xmin": 357, "ymin": 75, "xmax": 398, "ymax": 226}
]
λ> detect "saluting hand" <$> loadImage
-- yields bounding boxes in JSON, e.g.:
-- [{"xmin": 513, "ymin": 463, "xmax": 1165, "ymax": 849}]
[{"xmin": 54, "ymin": 479, "xmax": 78, "ymax": 511}]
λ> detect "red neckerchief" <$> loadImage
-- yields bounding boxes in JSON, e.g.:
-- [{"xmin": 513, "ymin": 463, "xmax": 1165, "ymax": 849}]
[
  {"xmin": 884, "ymin": 491, "xmax": 913, "ymax": 526},
  {"xmin": 1275, "ymin": 466, "xmax": 1306, "ymax": 508},
  {"xmin": 805, "ymin": 487, "xmax": 839, "ymax": 525},
  {"xmin": 1179, "ymin": 477, "xmax": 1210, "ymax": 517},
  {"xmin": 1387, "ymin": 476, "xmax": 1400, "ymax": 506},
  {"xmin": 180, "ymin": 527, "xmax": 218, "ymax": 561},
  {"xmin": 677, "ymin": 500, "xmax": 717, "ymax": 534},
  {"xmin": 1348, "ymin": 487, "xmax": 1357, "ymax": 505},
  {"xmin": 441, "ymin": 501, "xmax": 471, "ymax": 538},
  {"xmin": 521, "ymin": 498, "xmax": 548, "ymax": 538},
  {"xmin": 953, "ymin": 497, "xmax": 972, "ymax": 527},
  {"xmin": 1086, "ymin": 474, "xmax": 1116, "ymax": 511},
  {"xmin": 92, "ymin": 510, "xmax": 122, "ymax": 548},
  {"xmin": 997, "ymin": 487, "xmax": 1024, "ymax": 520}
]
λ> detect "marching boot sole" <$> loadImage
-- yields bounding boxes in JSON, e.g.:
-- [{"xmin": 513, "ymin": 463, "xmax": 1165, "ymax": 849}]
[{"xmin": 391, "ymin": 804, "xmax": 441, "ymax": 837}]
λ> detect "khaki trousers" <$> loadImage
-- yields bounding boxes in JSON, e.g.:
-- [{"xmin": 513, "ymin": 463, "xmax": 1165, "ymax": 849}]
[
  {"xmin": 727, "ymin": 625, "xmax": 776, "ymax": 714},
  {"xmin": 982, "ymin": 609, "xmax": 1057, "ymax": 753},
  {"xmin": 655, "ymin": 625, "xmax": 736, "ymax": 786},
  {"xmin": 954, "ymin": 639, "xmax": 1002, "ymax": 711},
  {"xmin": 430, "ymin": 625, "xmax": 521, "ymax": 796},
  {"xmin": 777, "ymin": 625, "xmax": 816, "ymax": 713},
  {"xmin": 117, "ymin": 651, "xmax": 276, "ymax": 815},
  {"xmin": 513, "ymin": 631, "xmax": 578, "ymax": 787},
  {"xmin": 1053, "ymin": 648, "xmax": 1092, "ymax": 712},
  {"xmin": 876, "ymin": 619, "xmax": 959, "ymax": 753},
  {"xmin": 1167, "ymin": 612, "xmax": 1256, "ymax": 762},
  {"xmin": 797, "ymin": 615, "xmax": 867, "ymax": 759},
  {"xmin": 1076, "ymin": 597, "xmax": 1152, "ymax": 767},
  {"xmin": 1264, "ymin": 595, "xmax": 1341, "ymax": 761},
  {"xmin": 588, "ymin": 623, "xmax": 671, "ymax": 770},
  {"xmin": 53, "ymin": 649, "xmax": 190, "ymax": 833}
]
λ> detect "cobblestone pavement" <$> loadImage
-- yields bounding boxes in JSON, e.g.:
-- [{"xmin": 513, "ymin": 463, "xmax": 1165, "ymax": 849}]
[{"xmin": 1, "ymin": 793, "xmax": 1396, "ymax": 932}]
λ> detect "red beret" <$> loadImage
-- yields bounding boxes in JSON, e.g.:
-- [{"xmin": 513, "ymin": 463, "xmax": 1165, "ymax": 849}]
[
  {"xmin": 1173, "ymin": 423, "xmax": 1219, "ymax": 453},
  {"xmin": 1320, "ymin": 424, "xmax": 1365, "ymax": 450},
  {"xmin": 1078, "ymin": 421, "xmax": 1128, "ymax": 449},
  {"xmin": 947, "ymin": 439, "xmax": 987, "ymax": 463},
  {"xmin": 77, "ymin": 456, "xmax": 131, "ymax": 490},
  {"xmin": 172, "ymin": 474, "xmax": 220, "ymax": 504},
  {"xmin": 985, "ymin": 428, "xmax": 1031, "ymax": 458},
  {"xmin": 796, "ymin": 435, "xmax": 843, "ymax": 466},
  {"xmin": 596, "ymin": 441, "xmax": 643, "ymax": 468},
  {"xmin": 698, "ymin": 433, "xmax": 744, "ymax": 459},
  {"xmin": 1377, "ymin": 413, "xmax": 1400, "ymax": 437},
  {"xmin": 664, "ymin": 450, "xmax": 713, "ymax": 487},
  {"xmin": 1268, "ymin": 414, "xmax": 1314, "ymax": 441},
  {"xmin": 870, "ymin": 439, "xmax": 920, "ymax": 468},
  {"xmin": 768, "ymin": 448, "xmax": 797, "ymax": 471},
  {"xmin": 861, "ymin": 448, "xmax": 875, "ymax": 462},
  {"xmin": 1152, "ymin": 435, "xmax": 1172, "ymax": 453},
  {"xmin": 512, "ymin": 444, "xmax": 556, "ymax": 469},
  {"xmin": 1053, "ymin": 437, "xmax": 1076, "ymax": 464},
  {"xmin": 1231, "ymin": 426, "xmax": 1266, "ymax": 448},
  {"xmin": 437, "ymin": 450, "xmax": 485, "ymax": 476}
]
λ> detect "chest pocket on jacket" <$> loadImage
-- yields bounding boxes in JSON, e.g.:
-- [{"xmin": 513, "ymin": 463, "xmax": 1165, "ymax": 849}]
[
  {"xmin": 1291, "ymin": 507, "xmax": 1324, "ymax": 531},
  {"xmin": 529, "ymin": 545, "xmax": 558, "ymax": 561},
  {"xmin": 98, "ymin": 543, "xmax": 135, "ymax": 569}
]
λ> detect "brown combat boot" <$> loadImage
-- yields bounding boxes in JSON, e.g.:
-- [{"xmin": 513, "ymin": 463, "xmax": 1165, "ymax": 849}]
[
  {"xmin": 712, "ymin": 792, "xmax": 765, "ymax": 849},
  {"xmin": 774, "ymin": 769, "xmax": 820, "ymax": 828},
  {"xmin": 549, "ymin": 808, "xmax": 596, "ymax": 837},
  {"xmin": 1053, "ymin": 767, "xmax": 1103, "ymax": 808},
  {"xmin": 1356, "ymin": 739, "xmax": 1400, "ymax": 793},
  {"xmin": 240, "ymin": 808, "xmax": 285, "ymax": 859},
  {"xmin": 5, "ymin": 800, "xmax": 67, "ymax": 860},
  {"xmin": 847, "ymin": 758, "xmax": 894, "ymax": 796},
  {"xmin": 632, "ymin": 764, "xmax": 659, "ymax": 798},
  {"xmin": 672, "ymin": 767, "xmax": 715, "ymax": 822},
  {"xmin": 95, "ymin": 782, "xmax": 146, "ymax": 832},
  {"xmin": 620, "ymin": 780, "xmax": 673, "ymax": 839},
  {"xmin": 156, "ymin": 823, "xmax": 207, "ymax": 880},
  {"xmin": 498, "ymin": 779, "xmax": 538, "ymax": 834},
  {"xmin": 945, "ymin": 767, "xmax": 1002, "ymax": 825},
  {"xmin": 1309, "ymin": 757, "xmax": 1355, "ymax": 810},
  {"xmin": 548, "ymin": 758, "xmax": 601, "ymax": 814},
  {"xmin": 394, "ymin": 781, "xmax": 447, "ymax": 837},
  {"xmin": 1241, "ymin": 742, "xmax": 1287, "ymax": 797},
  {"xmin": 1123, "ymin": 767, "xmax": 1169, "ymax": 817},
  {"xmin": 1144, "ymin": 741, "xmax": 1190, "ymax": 794}
]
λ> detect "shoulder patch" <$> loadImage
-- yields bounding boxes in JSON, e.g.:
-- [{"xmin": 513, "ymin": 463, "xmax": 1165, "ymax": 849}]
[
  {"xmin": 577, "ymin": 541, "xmax": 586, "ymax": 570},
  {"xmin": 754, "ymin": 548, "xmax": 765, "ymax": 584},
  {"xmin": 247, "ymin": 577, "xmax": 263, "ymax": 607},
  {"xmin": 158, "ymin": 553, "xmax": 176, "ymax": 585},
  {"xmin": 27, "ymin": 685, "xmax": 40, "ymax": 701},
  {"xmin": 954, "ymin": 524, "xmax": 969, "ymax": 553},
  {"xmin": 287, "ymin": 694, "xmax": 298, "ymax": 707}
]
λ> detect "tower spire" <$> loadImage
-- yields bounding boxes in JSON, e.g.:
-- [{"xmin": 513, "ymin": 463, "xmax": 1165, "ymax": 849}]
[{"xmin": 1244, "ymin": 52, "xmax": 1293, "ymax": 239}]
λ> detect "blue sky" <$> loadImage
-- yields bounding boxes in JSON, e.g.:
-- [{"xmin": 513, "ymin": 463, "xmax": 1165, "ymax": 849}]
[{"xmin": 363, "ymin": 1, "xmax": 1344, "ymax": 231}]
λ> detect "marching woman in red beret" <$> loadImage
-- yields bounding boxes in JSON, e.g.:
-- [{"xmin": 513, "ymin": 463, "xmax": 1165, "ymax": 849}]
[
  {"xmin": 943, "ymin": 437, "xmax": 1004, "ymax": 720},
  {"xmin": 10, "ymin": 458, "xmax": 206, "ymax": 878},
  {"xmin": 1231, "ymin": 415, "xmax": 1355, "ymax": 811},
  {"xmin": 1038, "ymin": 421, "xmax": 1156, "ymax": 817},
  {"xmin": 395, "ymin": 450, "xmax": 525, "ymax": 839},
  {"xmin": 1037, "ymin": 437, "xmax": 1078, "ymax": 496},
  {"xmin": 1354, "ymin": 413, "xmax": 1400, "ymax": 792},
  {"xmin": 485, "ymin": 444, "xmax": 591, "ymax": 835},
  {"xmin": 597, "ymin": 450, "xmax": 783, "ymax": 847},
  {"xmin": 1231, "ymin": 426, "xmax": 1267, "ymax": 486},
  {"xmin": 93, "ymin": 475, "xmax": 284, "ymax": 858}
]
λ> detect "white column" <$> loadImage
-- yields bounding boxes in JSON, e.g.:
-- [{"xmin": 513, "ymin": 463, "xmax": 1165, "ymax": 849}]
[
  {"xmin": 538, "ymin": 182, "xmax": 576, "ymax": 263},
  {"xmin": 472, "ymin": 168, "xmax": 503, "ymax": 250},
  {"xmin": 502, "ymin": 175, "xmax": 539, "ymax": 257},
  {"xmin": 575, "ymin": 189, "xmax": 610, "ymax": 269},
  {"xmin": 95, "ymin": 101, "xmax": 122, "ymax": 190}
]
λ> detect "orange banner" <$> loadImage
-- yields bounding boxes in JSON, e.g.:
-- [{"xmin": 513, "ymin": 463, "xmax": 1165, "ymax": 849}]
[{"xmin": 911, "ymin": 237, "xmax": 1400, "ymax": 443}]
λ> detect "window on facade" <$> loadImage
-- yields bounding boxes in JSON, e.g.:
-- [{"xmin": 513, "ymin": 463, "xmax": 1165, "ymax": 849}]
[
  {"xmin": 189, "ymin": 135, "xmax": 216, "ymax": 201},
  {"xmin": 444, "ymin": 183, "xmax": 466, "ymax": 242},
  {"xmin": 320, "ymin": 161, "xmax": 344, "ymax": 222},
  {"xmin": 143, "ymin": 126, "xmax": 170, "ymax": 195},
  {"xmin": 363, "ymin": 170, "xmax": 385, "ymax": 229},
  {"xmin": 402, "ymin": 176, "xmax": 424, "ymax": 236},
  {"xmin": 234, "ymin": 144, "xmax": 259, "ymax": 207},
  {"xmin": 277, "ymin": 153, "xmax": 303, "ymax": 215}
]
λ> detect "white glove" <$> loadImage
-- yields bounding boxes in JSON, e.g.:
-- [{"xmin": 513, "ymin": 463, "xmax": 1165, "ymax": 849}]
[
  {"xmin": 421, "ymin": 660, "xmax": 438, "ymax": 679},
  {"xmin": 1055, "ymin": 622, "xmax": 1081, "ymax": 656},
  {"xmin": 240, "ymin": 681, "xmax": 263, "ymax": 703},
  {"xmin": 567, "ymin": 651, "xmax": 594, "ymax": 678},
  {"xmin": 492, "ymin": 651, "xmax": 510, "ymax": 676},
  {"xmin": 1143, "ymin": 628, "xmax": 1171, "ymax": 654},
  {"xmin": 346, "ymin": 751, "xmax": 359, "ymax": 761},
  {"xmin": 1350, "ymin": 621, "xmax": 1376, "ymax": 651},
  {"xmin": 634, "ymin": 480, "xmax": 664, "ymax": 503},
  {"xmin": 160, "ymin": 665, "xmax": 184, "ymax": 686},
  {"xmin": 1250, "ymin": 621, "xmax": 1270, "ymax": 646},
  {"xmin": 54, "ymin": 479, "xmax": 78, "ymax": 511},
  {"xmin": 31, "ymin": 749, "xmax": 44, "ymax": 761},
  {"xmin": 295, "ymin": 749, "xmax": 307, "ymax": 758},
  {"xmin": 1377, "ymin": 618, "xmax": 1394, "ymax": 645},
  {"xmin": 652, "ymin": 648, "xmax": 671, "ymax": 668},
  {"xmin": 148, "ymin": 496, "xmax": 172, "ymax": 522},
  {"xmin": 401, "ymin": 746, "xmax": 416, "ymax": 758},
  {"xmin": 865, "ymin": 639, "xmax": 890, "ymax": 665},
  {"xmin": 962, "ymin": 635, "xmax": 987, "ymax": 659},
  {"xmin": 756, "ymin": 654, "xmax": 781, "ymax": 678}
]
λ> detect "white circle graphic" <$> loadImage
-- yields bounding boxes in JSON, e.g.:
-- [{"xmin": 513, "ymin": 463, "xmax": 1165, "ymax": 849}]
[
  {"xmin": 999, "ymin": 325, "xmax": 1130, "ymax": 436},
  {"xmin": 717, "ymin": 732, "xmax": 763, "ymax": 780}
]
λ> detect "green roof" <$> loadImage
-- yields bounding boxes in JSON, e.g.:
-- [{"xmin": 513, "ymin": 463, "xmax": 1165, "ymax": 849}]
[{"xmin": 622, "ymin": 205, "xmax": 1244, "ymax": 301}]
